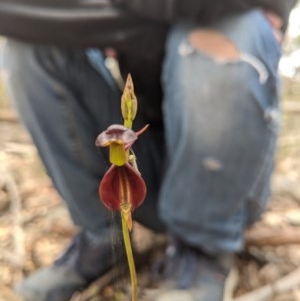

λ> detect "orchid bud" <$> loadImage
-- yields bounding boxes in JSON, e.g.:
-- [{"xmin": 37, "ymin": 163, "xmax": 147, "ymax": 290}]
[{"xmin": 121, "ymin": 74, "xmax": 137, "ymax": 129}]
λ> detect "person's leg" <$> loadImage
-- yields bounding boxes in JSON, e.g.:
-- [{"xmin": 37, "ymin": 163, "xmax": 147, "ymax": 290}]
[
  {"xmin": 156, "ymin": 9, "xmax": 281, "ymax": 300},
  {"xmin": 5, "ymin": 40, "xmax": 121, "ymax": 232},
  {"xmin": 4, "ymin": 40, "xmax": 126, "ymax": 301},
  {"xmin": 4, "ymin": 40, "xmax": 164, "ymax": 301}
]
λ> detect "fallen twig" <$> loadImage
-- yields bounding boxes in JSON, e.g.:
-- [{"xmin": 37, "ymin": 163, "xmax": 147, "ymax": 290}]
[
  {"xmin": 0, "ymin": 109, "xmax": 19, "ymax": 122},
  {"xmin": 245, "ymin": 228, "xmax": 300, "ymax": 246},
  {"xmin": 2, "ymin": 142, "xmax": 36, "ymax": 155},
  {"xmin": 0, "ymin": 172, "xmax": 25, "ymax": 281},
  {"xmin": 70, "ymin": 263, "xmax": 127, "ymax": 301},
  {"xmin": 282, "ymin": 101, "xmax": 300, "ymax": 114},
  {"xmin": 234, "ymin": 266, "xmax": 300, "ymax": 301}
]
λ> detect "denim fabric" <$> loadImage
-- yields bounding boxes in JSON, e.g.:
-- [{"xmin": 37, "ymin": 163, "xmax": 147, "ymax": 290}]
[
  {"xmin": 159, "ymin": 9, "xmax": 281, "ymax": 253},
  {"xmin": 4, "ymin": 9, "xmax": 281, "ymax": 253}
]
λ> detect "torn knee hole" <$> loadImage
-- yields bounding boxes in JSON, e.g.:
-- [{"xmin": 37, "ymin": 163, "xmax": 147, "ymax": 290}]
[{"xmin": 188, "ymin": 30, "xmax": 240, "ymax": 61}]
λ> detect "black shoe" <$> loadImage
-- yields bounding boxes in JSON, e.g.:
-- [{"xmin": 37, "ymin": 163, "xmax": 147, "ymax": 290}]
[
  {"xmin": 150, "ymin": 238, "xmax": 233, "ymax": 301},
  {"xmin": 15, "ymin": 228, "xmax": 123, "ymax": 301}
]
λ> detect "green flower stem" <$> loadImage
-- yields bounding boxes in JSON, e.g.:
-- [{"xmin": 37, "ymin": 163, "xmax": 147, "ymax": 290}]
[{"xmin": 121, "ymin": 211, "xmax": 137, "ymax": 301}]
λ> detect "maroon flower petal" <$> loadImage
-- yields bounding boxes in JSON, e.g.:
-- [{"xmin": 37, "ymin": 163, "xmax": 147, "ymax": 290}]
[{"xmin": 99, "ymin": 163, "xmax": 146, "ymax": 211}]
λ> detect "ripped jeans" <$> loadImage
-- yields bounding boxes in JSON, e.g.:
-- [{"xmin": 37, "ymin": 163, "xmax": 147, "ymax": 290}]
[{"xmin": 4, "ymin": 9, "xmax": 281, "ymax": 253}]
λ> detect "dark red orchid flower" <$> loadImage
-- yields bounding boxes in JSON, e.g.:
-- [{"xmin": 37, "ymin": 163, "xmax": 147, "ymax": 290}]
[{"xmin": 96, "ymin": 124, "xmax": 148, "ymax": 229}]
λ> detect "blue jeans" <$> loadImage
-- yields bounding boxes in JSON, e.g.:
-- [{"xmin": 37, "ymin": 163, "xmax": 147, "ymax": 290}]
[{"xmin": 4, "ymin": 9, "xmax": 281, "ymax": 253}]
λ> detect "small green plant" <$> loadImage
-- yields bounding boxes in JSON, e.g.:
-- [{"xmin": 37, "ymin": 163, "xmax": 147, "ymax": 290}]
[{"xmin": 95, "ymin": 74, "xmax": 147, "ymax": 301}]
